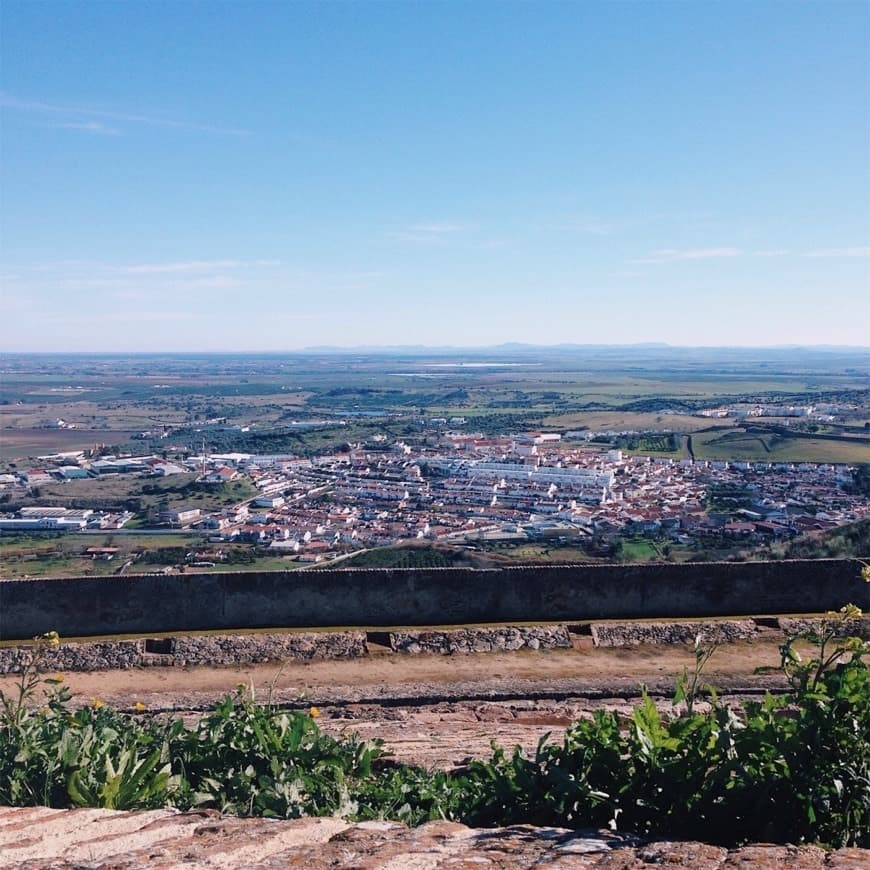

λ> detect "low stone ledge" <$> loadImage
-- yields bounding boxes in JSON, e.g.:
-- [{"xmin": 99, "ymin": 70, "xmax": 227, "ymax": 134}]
[
  {"xmin": 389, "ymin": 625, "xmax": 572, "ymax": 655},
  {"xmin": 0, "ymin": 640, "xmax": 143, "ymax": 674},
  {"xmin": 590, "ymin": 619, "xmax": 760, "ymax": 648},
  {"xmin": 169, "ymin": 632, "xmax": 368, "ymax": 667},
  {"xmin": 779, "ymin": 616, "xmax": 870, "ymax": 640},
  {"xmin": 0, "ymin": 631, "xmax": 368, "ymax": 674}
]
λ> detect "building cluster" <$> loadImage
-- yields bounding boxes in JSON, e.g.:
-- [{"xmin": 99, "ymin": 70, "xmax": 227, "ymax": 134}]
[
  {"xmin": 2, "ymin": 431, "xmax": 867, "ymax": 560},
  {"xmin": 0, "ymin": 506, "xmax": 133, "ymax": 533},
  {"xmin": 694, "ymin": 403, "xmax": 848, "ymax": 422}
]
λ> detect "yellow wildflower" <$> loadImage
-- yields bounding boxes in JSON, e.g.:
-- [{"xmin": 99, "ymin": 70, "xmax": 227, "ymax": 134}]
[
  {"xmin": 309, "ymin": 706, "xmax": 321, "ymax": 718},
  {"xmin": 829, "ymin": 603, "xmax": 863, "ymax": 620},
  {"xmin": 91, "ymin": 698, "xmax": 104, "ymax": 709}
]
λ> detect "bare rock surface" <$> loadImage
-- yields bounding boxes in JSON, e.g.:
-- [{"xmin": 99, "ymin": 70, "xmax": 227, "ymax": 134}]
[{"xmin": 1, "ymin": 807, "xmax": 866, "ymax": 869}]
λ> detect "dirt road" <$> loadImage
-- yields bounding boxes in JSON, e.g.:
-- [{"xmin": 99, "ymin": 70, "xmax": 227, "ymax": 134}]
[{"xmin": 0, "ymin": 639, "xmax": 790, "ymax": 768}]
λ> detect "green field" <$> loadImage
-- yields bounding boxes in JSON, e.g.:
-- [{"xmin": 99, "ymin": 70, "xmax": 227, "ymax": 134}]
[
  {"xmin": 691, "ymin": 428, "xmax": 870, "ymax": 464},
  {"xmin": 2, "ymin": 348, "xmax": 867, "ymax": 465},
  {"xmin": 619, "ymin": 538, "xmax": 662, "ymax": 560},
  {"xmin": 21, "ymin": 474, "xmax": 258, "ymax": 515},
  {"xmin": 0, "ymin": 531, "xmax": 312, "ymax": 578}
]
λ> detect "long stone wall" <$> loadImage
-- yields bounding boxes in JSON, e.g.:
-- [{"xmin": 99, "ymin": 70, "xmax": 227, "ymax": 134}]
[
  {"xmin": 1, "ymin": 558, "xmax": 867, "ymax": 641},
  {"xmin": 0, "ymin": 631, "xmax": 367, "ymax": 674},
  {"xmin": 3, "ymin": 616, "xmax": 869, "ymax": 673}
]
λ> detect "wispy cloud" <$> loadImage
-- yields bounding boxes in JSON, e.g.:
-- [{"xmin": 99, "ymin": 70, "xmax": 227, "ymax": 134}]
[
  {"xmin": 801, "ymin": 246, "xmax": 870, "ymax": 258},
  {"xmin": 50, "ymin": 120, "xmax": 122, "ymax": 136},
  {"xmin": 5, "ymin": 258, "xmax": 284, "ymax": 303},
  {"xmin": 631, "ymin": 247, "xmax": 742, "ymax": 264},
  {"xmin": 98, "ymin": 310, "xmax": 196, "ymax": 323},
  {"xmin": 560, "ymin": 218, "xmax": 614, "ymax": 236},
  {"xmin": 412, "ymin": 222, "xmax": 466, "ymax": 234},
  {"xmin": 752, "ymin": 249, "xmax": 789, "ymax": 257},
  {"xmin": 41, "ymin": 310, "xmax": 196, "ymax": 325},
  {"xmin": 388, "ymin": 222, "xmax": 468, "ymax": 243},
  {"xmin": 0, "ymin": 93, "xmax": 250, "ymax": 136},
  {"xmin": 118, "ymin": 259, "xmax": 279, "ymax": 275},
  {"xmin": 120, "ymin": 260, "xmax": 243, "ymax": 275}
]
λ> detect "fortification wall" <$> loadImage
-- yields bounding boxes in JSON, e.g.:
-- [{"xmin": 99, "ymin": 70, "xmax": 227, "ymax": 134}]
[
  {"xmin": 1, "ymin": 558, "xmax": 867, "ymax": 641},
  {"xmin": 3, "ymin": 616, "xmax": 868, "ymax": 673}
]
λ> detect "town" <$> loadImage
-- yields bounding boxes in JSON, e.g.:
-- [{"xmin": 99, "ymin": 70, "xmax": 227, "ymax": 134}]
[{"xmin": 2, "ymin": 421, "xmax": 867, "ymax": 574}]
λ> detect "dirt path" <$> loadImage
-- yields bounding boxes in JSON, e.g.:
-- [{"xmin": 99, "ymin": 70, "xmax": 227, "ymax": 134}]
[
  {"xmin": 0, "ymin": 638, "xmax": 786, "ymax": 710},
  {"xmin": 0, "ymin": 639, "xmax": 790, "ymax": 768}
]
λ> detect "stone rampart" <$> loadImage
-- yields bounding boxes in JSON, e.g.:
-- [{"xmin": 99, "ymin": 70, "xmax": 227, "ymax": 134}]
[
  {"xmin": 779, "ymin": 616, "xmax": 870, "ymax": 640},
  {"xmin": 168, "ymin": 632, "xmax": 368, "ymax": 667},
  {"xmin": 591, "ymin": 620, "xmax": 760, "ymax": 647},
  {"xmin": 1, "ymin": 558, "xmax": 867, "ymax": 641},
  {"xmin": 0, "ymin": 641, "xmax": 142, "ymax": 674},
  {"xmin": 0, "ymin": 631, "xmax": 367, "ymax": 675},
  {"xmin": 389, "ymin": 625, "xmax": 571, "ymax": 655},
  {"xmin": 3, "ymin": 614, "xmax": 868, "ymax": 673}
]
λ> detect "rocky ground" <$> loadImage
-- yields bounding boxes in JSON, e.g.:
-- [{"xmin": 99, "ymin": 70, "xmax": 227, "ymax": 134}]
[{"xmin": 1, "ymin": 807, "xmax": 867, "ymax": 869}]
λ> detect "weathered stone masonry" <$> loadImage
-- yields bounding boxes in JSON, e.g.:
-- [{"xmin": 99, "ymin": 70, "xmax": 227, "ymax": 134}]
[
  {"xmin": 2, "ymin": 617, "xmax": 868, "ymax": 673},
  {"xmin": 1, "ymin": 558, "xmax": 867, "ymax": 642},
  {"xmin": 0, "ymin": 632, "xmax": 367, "ymax": 674},
  {"xmin": 389, "ymin": 625, "xmax": 572, "ymax": 655}
]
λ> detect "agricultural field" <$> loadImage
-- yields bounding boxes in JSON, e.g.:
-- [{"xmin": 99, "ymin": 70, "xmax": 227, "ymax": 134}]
[
  {"xmin": 0, "ymin": 531, "xmax": 308, "ymax": 578},
  {"xmin": 2, "ymin": 347, "xmax": 868, "ymax": 464},
  {"xmin": 21, "ymin": 474, "xmax": 258, "ymax": 515},
  {"xmin": 0, "ymin": 349, "xmax": 867, "ymax": 575},
  {"xmin": 0, "ymin": 532, "xmax": 204, "ymax": 578},
  {"xmin": 543, "ymin": 410, "xmax": 710, "ymax": 433},
  {"xmin": 0, "ymin": 426, "xmax": 142, "ymax": 462},
  {"xmin": 690, "ymin": 427, "xmax": 870, "ymax": 464}
]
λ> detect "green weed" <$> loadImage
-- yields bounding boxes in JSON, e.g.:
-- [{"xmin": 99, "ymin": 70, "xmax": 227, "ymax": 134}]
[{"xmin": 1, "ymin": 612, "xmax": 867, "ymax": 846}]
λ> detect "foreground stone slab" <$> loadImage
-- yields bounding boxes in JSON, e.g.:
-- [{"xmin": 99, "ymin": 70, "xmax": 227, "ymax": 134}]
[{"xmin": 0, "ymin": 807, "xmax": 866, "ymax": 869}]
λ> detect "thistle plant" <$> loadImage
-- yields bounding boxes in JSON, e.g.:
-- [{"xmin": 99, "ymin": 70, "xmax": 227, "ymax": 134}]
[
  {"xmin": 673, "ymin": 633, "xmax": 720, "ymax": 715},
  {"xmin": 780, "ymin": 603, "xmax": 867, "ymax": 695},
  {"xmin": 0, "ymin": 631, "xmax": 67, "ymax": 727}
]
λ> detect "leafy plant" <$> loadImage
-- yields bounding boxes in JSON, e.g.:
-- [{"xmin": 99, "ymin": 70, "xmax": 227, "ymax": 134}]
[{"xmin": 1, "ymin": 614, "xmax": 867, "ymax": 847}]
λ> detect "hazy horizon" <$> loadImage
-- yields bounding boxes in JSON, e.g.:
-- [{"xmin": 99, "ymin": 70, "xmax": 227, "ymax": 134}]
[{"xmin": 3, "ymin": 342, "xmax": 869, "ymax": 358}]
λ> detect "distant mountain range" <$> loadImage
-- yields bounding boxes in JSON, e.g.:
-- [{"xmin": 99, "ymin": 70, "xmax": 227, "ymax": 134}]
[{"xmin": 299, "ymin": 342, "xmax": 869, "ymax": 354}]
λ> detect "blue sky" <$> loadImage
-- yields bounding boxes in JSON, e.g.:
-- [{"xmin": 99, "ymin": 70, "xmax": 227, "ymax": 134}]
[{"xmin": 2, "ymin": 1, "xmax": 868, "ymax": 352}]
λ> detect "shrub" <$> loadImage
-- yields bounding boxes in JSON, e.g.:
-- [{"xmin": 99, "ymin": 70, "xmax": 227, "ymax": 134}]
[{"xmin": 1, "ymin": 612, "xmax": 867, "ymax": 847}]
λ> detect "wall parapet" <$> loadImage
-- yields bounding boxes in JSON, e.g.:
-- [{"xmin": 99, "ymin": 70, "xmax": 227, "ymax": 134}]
[{"xmin": 1, "ymin": 558, "xmax": 867, "ymax": 641}]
